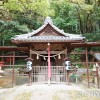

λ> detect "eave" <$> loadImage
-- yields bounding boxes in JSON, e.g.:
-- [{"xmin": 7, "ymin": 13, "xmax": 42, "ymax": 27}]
[
  {"xmin": 71, "ymin": 42, "xmax": 100, "ymax": 48},
  {"xmin": 0, "ymin": 46, "xmax": 29, "ymax": 51}
]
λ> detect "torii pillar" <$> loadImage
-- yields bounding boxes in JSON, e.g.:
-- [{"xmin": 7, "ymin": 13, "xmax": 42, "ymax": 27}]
[{"xmin": 47, "ymin": 43, "xmax": 51, "ymax": 85}]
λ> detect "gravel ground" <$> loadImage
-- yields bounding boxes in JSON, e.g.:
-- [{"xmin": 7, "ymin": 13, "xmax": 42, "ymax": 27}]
[{"xmin": 0, "ymin": 84, "xmax": 100, "ymax": 100}]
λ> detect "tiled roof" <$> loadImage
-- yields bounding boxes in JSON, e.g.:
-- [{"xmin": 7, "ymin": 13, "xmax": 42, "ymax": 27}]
[
  {"xmin": 11, "ymin": 17, "xmax": 85, "ymax": 43},
  {"xmin": 94, "ymin": 53, "xmax": 100, "ymax": 61},
  {"xmin": 13, "ymin": 36, "xmax": 84, "ymax": 42}
]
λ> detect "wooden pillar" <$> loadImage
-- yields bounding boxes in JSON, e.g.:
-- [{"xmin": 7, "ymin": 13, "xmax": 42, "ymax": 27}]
[
  {"xmin": 65, "ymin": 48, "xmax": 70, "ymax": 85},
  {"xmin": 47, "ymin": 43, "xmax": 51, "ymax": 85},
  {"xmin": 12, "ymin": 51, "xmax": 15, "ymax": 87},
  {"xmin": 29, "ymin": 49, "xmax": 32, "ymax": 58},
  {"xmin": 85, "ymin": 47, "xmax": 90, "ymax": 88},
  {"xmin": 65, "ymin": 48, "xmax": 67, "ymax": 58},
  {"xmin": 96, "ymin": 67, "xmax": 99, "ymax": 89},
  {"xmin": 29, "ymin": 49, "xmax": 32, "ymax": 85},
  {"xmin": 30, "ymin": 49, "xmax": 34, "ymax": 85},
  {"xmin": 10, "ymin": 56, "xmax": 11, "ymax": 68},
  {"xmin": 66, "ymin": 48, "xmax": 68, "ymax": 83}
]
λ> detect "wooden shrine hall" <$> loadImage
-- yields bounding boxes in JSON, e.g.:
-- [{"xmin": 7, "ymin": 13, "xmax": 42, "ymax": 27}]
[
  {"xmin": 0, "ymin": 17, "xmax": 100, "ymax": 87},
  {"xmin": 11, "ymin": 17, "xmax": 85, "ymax": 84}
]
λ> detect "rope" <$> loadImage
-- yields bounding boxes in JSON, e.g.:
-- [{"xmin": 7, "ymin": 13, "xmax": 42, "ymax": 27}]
[{"xmin": 30, "ymin": 50, "xmax": 66, "ymax": 58}]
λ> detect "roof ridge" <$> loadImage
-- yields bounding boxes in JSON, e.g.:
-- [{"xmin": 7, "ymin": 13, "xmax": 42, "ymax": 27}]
[{"xmin": 30, "ymin": 16, "xmax": 68, "ymax": 37}]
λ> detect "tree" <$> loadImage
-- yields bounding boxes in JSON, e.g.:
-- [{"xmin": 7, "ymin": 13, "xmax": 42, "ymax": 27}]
[
  {"xmin": 0, "ymin": 20, "xmax": 30, "ymax": 46},
  {"xmin": 0, "ymin": 0, "xmax": 55, "ymax": 46},
  {"xmin": 68, "ymin": 0, "xmax": 100, "ymax": 33},
  {"xmin": 3, "ymin": 0, "xmax": 54, "ymax": 20},
  {"xmin": 51, "ymin": 0, "xmax": 78, "ymax": 33}
]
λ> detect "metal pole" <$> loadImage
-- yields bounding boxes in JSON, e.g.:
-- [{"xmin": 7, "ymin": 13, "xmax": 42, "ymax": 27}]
[{"xmin": 85, "ymin": 47, "xmax": 90, "ymax": 88}]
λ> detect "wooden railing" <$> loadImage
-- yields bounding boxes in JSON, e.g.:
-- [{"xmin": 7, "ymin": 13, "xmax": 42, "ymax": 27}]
[{"xmin": 32, "ymin": 66, "xmax": 66, "ymax": 83}]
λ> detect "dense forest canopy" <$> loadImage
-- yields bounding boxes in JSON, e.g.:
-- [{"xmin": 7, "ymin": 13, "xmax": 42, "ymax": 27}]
[{"xmin": 0, "ymin": 0, "xmax": 100, "ymax": 51}]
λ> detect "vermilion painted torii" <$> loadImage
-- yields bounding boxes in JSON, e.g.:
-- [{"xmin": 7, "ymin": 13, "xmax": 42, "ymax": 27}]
[{"xmin": 47, "ymin": 43, "xmax": 51, "ymax": 85}]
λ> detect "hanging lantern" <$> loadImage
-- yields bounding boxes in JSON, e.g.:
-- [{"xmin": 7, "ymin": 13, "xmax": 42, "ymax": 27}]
[
  {"xmin": 37, "ymin": 54, "xmax": 39, "ymax": 59},
  {"xmin": 58, "ymin": 54, "xmax": 61, "ymax": 59}
]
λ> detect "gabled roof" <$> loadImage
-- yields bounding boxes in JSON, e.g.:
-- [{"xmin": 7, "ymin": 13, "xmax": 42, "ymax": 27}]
[{"xmin": 11, "ymin": 17, "xmax": 85, "ymax": 43}]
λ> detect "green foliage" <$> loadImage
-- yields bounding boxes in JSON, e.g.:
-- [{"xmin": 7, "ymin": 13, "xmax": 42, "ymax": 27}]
[
  {"xmin": 14, "ymin": 14, "xmax": 42, "ymax": 30},
  {"xmin": 0, "ymin": 20, "xmax": 30, "ymax": 46},
  {"xmin": 0, "ymin": 0, "xmax": 99, "ymax": 34},
  {"xmin": 74, "ymin": 48, "xmax": 85, "ymax": 52},
  {"xmin": 83, "ymin": 33, "xmax": 100, "ymax": 42},
  {"xmin": 83, "ymin": 33, "xmax": 100, "ymax": 51},
  {"xmin": 70, "ymin": 54, "xmax": 81, "ymax": 62},
  {"xmin": 52, "ymin": 1, "xmax": 78, "ymax": 33},
  {"xmin": 3, "ymin": 0, "xmax": 54, "ymax": 18},
  {"xmin": 15, "ymin": 59, "xmax": 26, "ymax": 65},
  {"xmin": 0, "ymin": 0, "xmax": 99, "ymax": 50}
]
